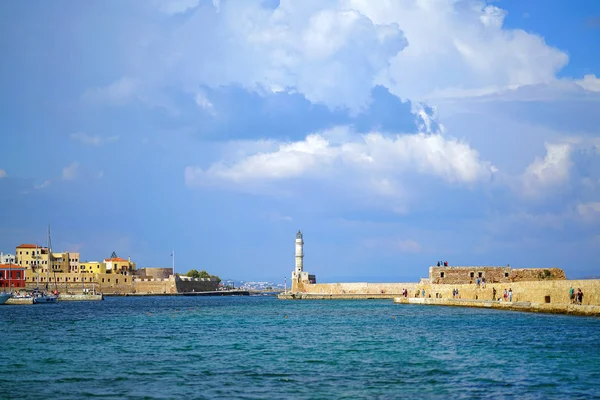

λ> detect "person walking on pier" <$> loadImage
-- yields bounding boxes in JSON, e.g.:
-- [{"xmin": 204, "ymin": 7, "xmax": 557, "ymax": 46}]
[
  {"xmin": 508, "ymin": 288, "xmax": 513, "ymax": 302},
  {"xmin": 569, "ymin": 287, "xmax": 575, "ymax": 304},
  {"xmin": 576, "ymin": 288, "xmax": 583, "ymax": 305}
]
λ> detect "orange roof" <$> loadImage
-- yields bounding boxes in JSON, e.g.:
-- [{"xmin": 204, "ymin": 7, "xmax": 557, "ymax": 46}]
[
  {"xmin": 104, "ymin": 257, "xmax": 128, "ymax": 262},
  {"xmin": 0, "ymin": 264, "xmax": 26, "ymax": 270},
  {"xmin": 16, "ymin": 244, "xmax": 39, "ymax": 249}
]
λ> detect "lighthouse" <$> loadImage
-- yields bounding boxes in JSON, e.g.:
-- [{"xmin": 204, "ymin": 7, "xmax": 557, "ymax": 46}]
[
  {"xmin": 291, "ymin": 230, "xmax": 316, "ymax": 292},
  {"xmin": 295, "ymin": 229, "xmax": 304, "ymax": 275}
]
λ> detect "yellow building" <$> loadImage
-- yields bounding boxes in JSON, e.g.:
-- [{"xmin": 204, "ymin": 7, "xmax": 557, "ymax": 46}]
[
  {"xmin": 80, "ymin": 261, "xmax": 107, "ymax": 274},
  {"xmin": 15, "ymin": 244, "xmax": 51, "ymax": 275},
  {"xmin": 104, "ymin": 257, "xmax": 136, "ymax": 275},
  {"xmin": 51, "ymin": 252, "xmax": 80, "ymax": 273}
]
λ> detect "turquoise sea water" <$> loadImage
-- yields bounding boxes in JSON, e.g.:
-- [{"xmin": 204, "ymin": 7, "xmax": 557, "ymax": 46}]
[{"xmin": 1, "ymin": 296, "xmax": 599, "ymax": 399}]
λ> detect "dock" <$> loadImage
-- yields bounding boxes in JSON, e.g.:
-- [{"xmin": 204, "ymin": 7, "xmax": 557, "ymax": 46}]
[
  {"xmin": 59, "ymin": 293, "xmax": 103, "ymax": 301},
  {"xmin": 393, "ymin": 297, "xmax": 600, "ymax": 317}
]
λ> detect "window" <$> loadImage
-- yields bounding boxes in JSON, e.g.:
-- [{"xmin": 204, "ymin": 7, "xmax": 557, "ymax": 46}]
[
  {"xmin": 26, "ymin": 251, "xmax": 29, "ymax": 255},
  {"xmin": 116, "ymin": 279, "xmax": 119, "ymax": 284},
  {"xmin": 102, "ymin": 278, "xmax": 105, "ymax": 283},
  {"xmin": 478, "ymin": 272, "xmax": 482, "ymax": 278},
  {"xmin": 469, "ymin": 272, "xmax": 474, "ymax": 278},
  {"xmin": 16, "ymin": 272, "xmax": 20, "ymax": 279},
  {"xmin": 440, "ymin": 272, "xmax": 444, "ymax": 278},
  {"xmin": 504, "ymin": 272, "xmax": 509, "ymax": 278}
]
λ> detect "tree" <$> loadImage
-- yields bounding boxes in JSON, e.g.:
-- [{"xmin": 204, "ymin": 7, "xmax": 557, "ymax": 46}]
[
  {"xmin": 198, "ymin": 270, "xmax": 210, "ymax": 279},
  {"xmin": 186, "ymin": 269, "xmax": 200, "ymax": 278}
]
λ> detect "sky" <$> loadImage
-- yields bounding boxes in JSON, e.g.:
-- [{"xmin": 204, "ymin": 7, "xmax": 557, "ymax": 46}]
[{"xmin": 0, "ymin": 0, "xmax": 599, "ymax": 283}]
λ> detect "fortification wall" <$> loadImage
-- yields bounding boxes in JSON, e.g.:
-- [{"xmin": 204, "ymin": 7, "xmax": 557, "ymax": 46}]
[
  {"xmin": 417, "ymin": 279, "xmax": 599, "ymax": 306},
  {"xmin": 136, "ymin": 268, "xmax": 172, "ymax": 279},
  {"xmin": 510, "ymin": 268, "xmax": 566, "ymax": 281},
  {"xmin": 428, "ymin": 266, "xmax": 566, "ymax": 284},
  {"xmin": 132, "ymin": 277, "xmax": 177, "ymax": 294},
  {"xmin": 301, "ymin": 282, "xmax": 419, "ymax": 296},
  {"xmin": 176, "ymin": 277, "xmax": 219, "ymax": 293},
  {"xmin": 299, "ymin": 277, "xmax": 599, "ymax": 306}
]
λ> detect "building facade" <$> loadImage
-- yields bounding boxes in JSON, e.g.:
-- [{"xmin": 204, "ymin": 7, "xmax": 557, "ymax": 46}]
[
  {"xmin": 80, "ymin": 261, "xmax": 107, "ymax": 274},
  {"xmin": 0, "ymin": 265, "xmax": 26, "ymax": 288},
  {"xmin": 104, "ymin": 257, "xmax": 136, "ymax": 275},
  {"xmin": 0, "ymin": 252, "xmax": 16, "ymax": 265}
]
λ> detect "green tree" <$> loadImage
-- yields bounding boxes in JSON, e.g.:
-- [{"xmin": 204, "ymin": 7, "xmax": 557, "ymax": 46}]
[
  {"xmin": 186, "ymin": 269, "xmax": 200, "ymax": 278},
  {"xmin": 198, "ymin": 270, "xmax": 210, "ymax": 278}
]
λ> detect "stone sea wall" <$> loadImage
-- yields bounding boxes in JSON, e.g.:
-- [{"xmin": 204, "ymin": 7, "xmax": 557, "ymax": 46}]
[{"xmin": 293, "ymin": 279, "xmax": 600, "ymax": 306}]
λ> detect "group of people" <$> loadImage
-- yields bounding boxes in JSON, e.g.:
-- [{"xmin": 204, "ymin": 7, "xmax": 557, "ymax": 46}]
[
  {"xmin": 436, "ymin": 261, "xmax": 449, "ymax": 266},
  {"xmin": 569, "ymin": 287, "xmax": 584, "ymax": 304},
  {"xmin": 491, "ymin": 287, "xmax": 513, "ymax": 302},
  {"xmin": 452, "ymin": 288, "xmax": 460, "ymax": 298},
  {"xmin": 475, "ymin": 277, "xmax": 486, "ymax": 288}
]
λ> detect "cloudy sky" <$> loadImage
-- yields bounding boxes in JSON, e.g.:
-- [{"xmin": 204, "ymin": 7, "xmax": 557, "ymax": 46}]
[{"xmin": 1, "ymin": 0, "xmax": 599, "ymax": 282}]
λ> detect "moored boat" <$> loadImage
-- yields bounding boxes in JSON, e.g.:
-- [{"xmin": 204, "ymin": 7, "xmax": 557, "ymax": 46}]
[{"xmin": 0, "ymin": 292, "xmax": 12, "ymax": 305}]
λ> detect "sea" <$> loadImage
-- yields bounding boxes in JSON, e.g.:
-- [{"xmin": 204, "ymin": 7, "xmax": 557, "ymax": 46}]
[{"xmin": 1, "ymin": 296, "xmax": 599, "ymax": 399}]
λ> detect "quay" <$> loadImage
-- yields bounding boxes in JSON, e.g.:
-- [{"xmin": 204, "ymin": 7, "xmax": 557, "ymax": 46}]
[
  {"xmin": 393, "ymin": 297, "xmax": 600, "ymax": 317},
  {"xmin": 59, "ymin": 293, "xmax": 103, "ymax": 301}
]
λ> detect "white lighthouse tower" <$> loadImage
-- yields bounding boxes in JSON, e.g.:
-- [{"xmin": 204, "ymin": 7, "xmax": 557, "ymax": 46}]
[
  {"xmin": 295, "ymin": 229, "xmax": 304, "ymax": 275},
  {"xmin": 291, "ymin": 229, "xmax": 316, "ymax": 292}
]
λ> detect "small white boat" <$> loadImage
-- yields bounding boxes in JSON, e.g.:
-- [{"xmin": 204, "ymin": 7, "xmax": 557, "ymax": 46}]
[{"xmin": 0, "ymin": 292, "xmax": 12, "ymax": 305}]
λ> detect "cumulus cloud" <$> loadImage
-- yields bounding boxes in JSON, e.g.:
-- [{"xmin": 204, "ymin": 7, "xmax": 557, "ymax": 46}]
[
  {"xmin": 0, "ymin": 169, "xmax": 6, "ymax": 179},
  {"xmin": 521, "ymin": 143, "xmax": 571, "ymax": 196},
  {"xmin": 70, "ymin": 132, "xmax": 120, "ymax": 146},
  {"xmin": 346, "ymin": 0, "xmax": 568, "ymax": 100},
  {"xmin": 143, "ymin": 0, "xmax": 568, "ymax": 110},
  {"xmin": 62, "ymin": 162, "xmax": 80, "ymax": 181},
  {"xmin": 575, "ymin": 74, "xmax": 600, "ymax": 92},
  {"xmin": 185, "ymin": 126, "xmax": 496, "ymax": 198}
]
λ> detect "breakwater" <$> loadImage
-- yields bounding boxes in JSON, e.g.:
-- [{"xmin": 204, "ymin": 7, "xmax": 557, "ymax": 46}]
[{"xmin": 393, "ymin": 297, "xmax": 600, "ymax": 317}]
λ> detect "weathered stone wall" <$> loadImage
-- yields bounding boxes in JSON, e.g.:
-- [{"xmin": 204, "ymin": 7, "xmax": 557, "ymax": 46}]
[
  {"xmin": 428, "ymin": 266, "xmax": 566, "ymax": 284},
  {"xmin": 176, "ymin": 277, "xmax": 219, "ymax": 293},
  {"xmin": 510, "ymin": 268, "xmax": 566, "ymax": 282},
  {"xmin": 136, "ymin": 268, "xmax": 172, "ymax": 279},
  {"xmin": 298, "ymin": 282, "xmax": 419, "ymax": 296},
  {"xmin": 416, "ymin": 279, "xmax": 599, "ymax": 306},
  {"xmin": 297, "ymin": 275, "xmax": 598, "ymax": 306},
  {"xmin": 132, "ymin": 277, "xmax": 177, "ymax": 294}
]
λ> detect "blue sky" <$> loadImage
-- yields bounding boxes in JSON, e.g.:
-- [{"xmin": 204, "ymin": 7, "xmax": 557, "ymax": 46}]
[{"xmin": 1, "ymin": 0, "xmax": 599, "ymax": 283}]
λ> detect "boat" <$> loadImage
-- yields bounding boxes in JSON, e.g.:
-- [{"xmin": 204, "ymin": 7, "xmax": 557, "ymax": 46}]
[
  {"xmin": 32, "ymin": 291, "xmax": 57, "ymax": 304},
  {"xmin": 0, "ymin": 292, "xmax": 12, "ymax": 305},
  {"xmin": 30, "ymin": 228, "xmax": 59, "ymax": 304}
]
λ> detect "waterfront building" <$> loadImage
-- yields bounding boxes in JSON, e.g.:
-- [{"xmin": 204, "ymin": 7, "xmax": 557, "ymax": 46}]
[
  {"xmin": 51, "ymin": 251, "xmax": 80, "ymax": 273},
  {"xmin": 79, "ymin": 261, "xmax": 107, "ymax": 274},
  {"xmin": 104, "ymin": 256, "xmax": 136, "ymax": 275},
  {"xmin": 0, "ymin": 252, "xmax": 16, "ymax": 265},
  {"xmin": 0, "ymin": 265, "xmax": 26, "ymax": 288},
  {"xmin": 15, "ymin": 244, "xmax": 51, "ymax": 274}
]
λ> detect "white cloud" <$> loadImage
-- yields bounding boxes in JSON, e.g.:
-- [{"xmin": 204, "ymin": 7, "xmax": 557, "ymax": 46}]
[
  {"xmin": 521, "ymin": 143, "xmax": 571, "ymax": 196},
  {"xmin": 62, "ymin": 162, "xmax": 80, "ymax": 181},
  {"xmin": 0, "ymin": 169, "xmax": 6, "ymax": 178},
  {"xmin": 83, "ymin": 77, "xmax": 138, "ymax": 104},
  {"xmin": 70, "ymin": 132, "xmax": 120, "ymax": 146},
  {"xmin": 577, "ymin": 202, "xmax": 600, "ymax": 222},
  {"xmin": 575, "ymin": 74, "xmax": 600, "ymax": 92},
  {"xmin": 34, "ymin": 180, "xmax": 51, "ymax": 190},
  {"xmin": 185, "ymin": 126, "xmax": 496, "ymax": 194},
  {"xmin": 345, "ymin": 0, "xmax": 568, "ymax": 101},
  {"xmin": 195, "ymin": 91, "xmax": 216, "ymax": 115}
]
